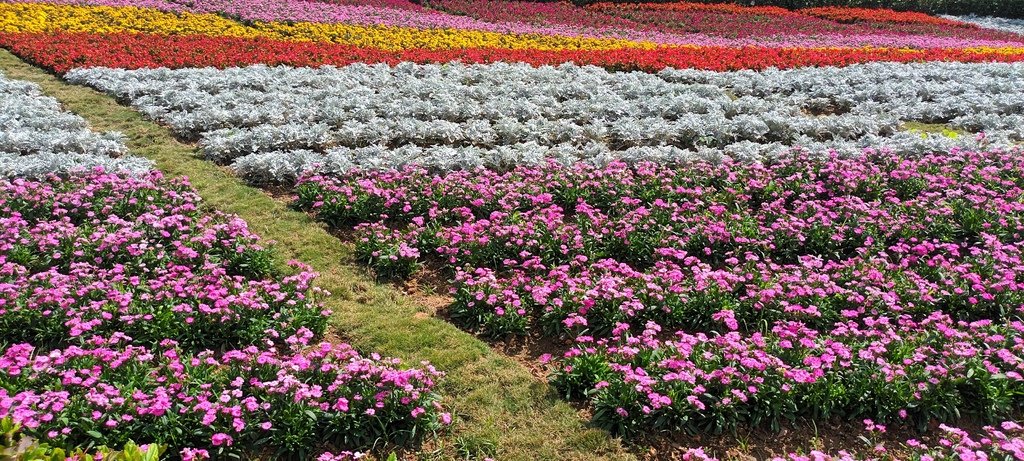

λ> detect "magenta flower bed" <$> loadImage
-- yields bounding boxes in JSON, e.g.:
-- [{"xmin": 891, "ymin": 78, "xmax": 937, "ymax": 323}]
[
  {"xmin": 296, "ymin": 148, "xmax": 1024, "ymax": 436},
  {"xmin": 172, "ymin": 0, "xmax": 610, "ymax": 38},
  {"xmin": 0, "ymin": 171, "xmax": 446, "ymax": 459},
  {"xmin": 308, "ymin": 0, "xmax": 424, "ymax": 11}
]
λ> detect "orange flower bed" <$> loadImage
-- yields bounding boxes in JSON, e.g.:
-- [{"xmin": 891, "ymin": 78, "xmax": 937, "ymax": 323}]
[{"xmin": 801, "ymin": 6, "xmax": 974, "ymax": 27}]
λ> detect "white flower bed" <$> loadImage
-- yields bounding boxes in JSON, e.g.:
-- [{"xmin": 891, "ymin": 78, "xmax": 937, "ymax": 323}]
[
  {"xmin": 66, "ymin": 62, "xmax": 1024, "ymax": 185},
  {"xmin": 946, "ymin": 15, "xmax": 1024, "ymax": 36},
  {"xmin": 0, "ymin": 71, "xmax": 151, "ymax": 177}
]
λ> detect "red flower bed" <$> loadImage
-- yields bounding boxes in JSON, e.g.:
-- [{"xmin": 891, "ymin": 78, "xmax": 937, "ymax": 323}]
[
  {"xmin": 796, "ymin": 6, "xmax": 1015, "ymax": 39},
  {"xmin": 3, "ymin": 31, "xmax": 1023, "ymax": 74}
]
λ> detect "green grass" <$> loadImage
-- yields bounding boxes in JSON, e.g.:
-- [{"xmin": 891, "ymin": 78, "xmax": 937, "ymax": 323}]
[{"xmin": 0, "ymin": 49, "xmax": 634, "ymax": 461}]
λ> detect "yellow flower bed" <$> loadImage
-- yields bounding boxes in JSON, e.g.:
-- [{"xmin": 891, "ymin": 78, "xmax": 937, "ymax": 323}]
[
  {"xmin": 0, "ymin": 3, "xmax": 654, "ymax": 51},
  {"xmin": 0, "ymin": 3, "xmax": 258, "ymax": 37},
  {"xmin": 256, "ymin": 21, "xmax": 655, "ymax": 51},
  {"xmin": 964, "ymin": 46, "xmax": 1024, "ymax": 55}
]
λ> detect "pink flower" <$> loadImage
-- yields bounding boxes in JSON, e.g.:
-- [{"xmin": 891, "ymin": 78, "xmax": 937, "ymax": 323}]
[
  {"xmin": 181, "ymin": 448, "xmax": 211, "ymax": 461},
  {"xmin": 211, "ymin": 433, "xmax": 233, "ymax": 446}
]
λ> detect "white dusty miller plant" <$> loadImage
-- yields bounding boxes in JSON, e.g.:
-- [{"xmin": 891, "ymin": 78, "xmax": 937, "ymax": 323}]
[
  {"xmin": 0, "ymin": 71, "xmax": 152, "ymax": 178},
  {"xmin": 66, "ymin": 62, "xmax": 1023, "ymax": 185}
]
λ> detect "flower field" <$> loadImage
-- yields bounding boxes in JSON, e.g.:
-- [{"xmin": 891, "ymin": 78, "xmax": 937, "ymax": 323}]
[
  {"xmin": 2, "ymin": 0, "xmax": 1024, "ymax": 460},
  {"xmin": 293, "ymin": 148, "xmax": 1024, "ymax": 432},
  {"xmin": 0, "ymin": 170, "xmax": 448, "ymax": 459},
  {"xmin": 0, "ymin": 66, "xmax": 445, "ymax": 460}
]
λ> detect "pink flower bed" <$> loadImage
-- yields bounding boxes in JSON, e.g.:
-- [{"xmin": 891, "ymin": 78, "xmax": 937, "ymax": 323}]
[
  {"xmin": 296, "ymin": 148, "xmax": 1024, "ymax": 438},
  {"xmin": 0, "ymin": 171, "xmax": 446, "ymax": 458},
  {"xmin": 309, "ymin": 0, "xmax": 423, "ymax": 11}
]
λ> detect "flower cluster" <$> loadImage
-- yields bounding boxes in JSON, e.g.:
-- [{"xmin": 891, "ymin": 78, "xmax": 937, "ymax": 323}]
[
  {"xmin": 0, "ymin": 70, "xmax": 150, "ymax": 177},
  {"xmin": 0, "ymin": 172, "xmax": 446, "ymax": 458},
  {"xmin": 65, "ymin": 62, "xmax": 1023, "ymax": 185},
  {"xmin": 295, "ymin": 149, "xmax": 1024, "ymax": 437}
]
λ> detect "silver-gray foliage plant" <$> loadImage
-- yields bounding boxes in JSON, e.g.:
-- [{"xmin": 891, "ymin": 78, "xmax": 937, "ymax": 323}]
[
  {"xmin": 0, "ymin": 70, "xmax": 152, "ymax": 178},
  {"xmin": 65, "ymin": 62, "xmax": 1023, "ymax": 185}
]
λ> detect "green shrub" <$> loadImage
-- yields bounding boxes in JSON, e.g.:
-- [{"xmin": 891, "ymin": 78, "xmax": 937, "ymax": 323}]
[{"xmin": 1, "ymin": 418, "xmax": 164, "ymax": 461}]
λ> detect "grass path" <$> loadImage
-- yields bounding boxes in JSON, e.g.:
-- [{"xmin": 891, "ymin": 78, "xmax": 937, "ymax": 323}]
[{"xmin": 0, "ymin": 49, "xmax": 634, "ymax": 461}]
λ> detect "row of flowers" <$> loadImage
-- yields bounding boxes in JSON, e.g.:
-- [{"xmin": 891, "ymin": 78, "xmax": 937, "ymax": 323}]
[
  {"xmin": 799, "ymin": 6, "xmax": 971, "ymax": 26},
  {"xmin": 0, "ymin": 170, "xmax": 448, "ymax": 460},
  {"xmin": 292, "ymin": 149, "xmax": 1024, "ymax": 442},
  {"xmin": 60, "ymin": 62, "xmax": 1023, "ymax": 185},
  {"xmin": 7, "ymin": 30, "xmax": 1024, "ymax": 77}
]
